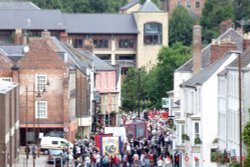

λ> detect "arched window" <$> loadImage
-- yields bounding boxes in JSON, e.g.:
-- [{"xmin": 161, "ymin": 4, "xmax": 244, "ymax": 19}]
[{"xmin": 144, "ymin": 22, "xmax": 162, "ymax": 45}]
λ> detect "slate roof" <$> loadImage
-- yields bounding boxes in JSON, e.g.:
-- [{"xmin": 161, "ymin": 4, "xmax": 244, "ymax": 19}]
[
  {"xmin": 180, "ymin": 52, "xmax": 235, "ymax": 87},
  {"xmin": 140, "ymin": 0, "xmax": 160, "ymax": 12},
  {"xmin": 63, "ymin": 13, "xmax": 138, "ymax": 34},
  {"xmin": 120, "ymin": 0, "xmax": 140, "ymax": 10},
  {"xmin": 228, "ymin": 48, "xmax": 250, "ymax": 68},
  {"xmin": 79, "ymin": 50, "xmax": 116, "ymax": 71},
  {"xmin": 176, "ymin": 28, "xmax": 243, "ymax": 72},
  {"xmin": 0, "ymin": 2, "xmax": 40, "ymax": 10},
  {"xmin": 0, "ymin": 10, "xmax": 65, "ymax": 30},
  {"xmin": 0, "ymin": 45, "xmax": 25, "ymax": 62},
  {"xmin": 51, "ymin": 38, "xmax": 89, "ymax": 74}
]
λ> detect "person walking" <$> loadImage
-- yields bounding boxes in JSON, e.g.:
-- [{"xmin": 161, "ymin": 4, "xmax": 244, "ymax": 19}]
[{"xmin": 25, "ymin": 145, "xmax": 30, "ymax": 159}]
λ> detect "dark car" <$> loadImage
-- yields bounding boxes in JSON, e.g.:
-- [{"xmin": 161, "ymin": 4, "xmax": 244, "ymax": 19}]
[{"xmin": 47, "ymin": 149, "xmax": 67, "ymax": 165}]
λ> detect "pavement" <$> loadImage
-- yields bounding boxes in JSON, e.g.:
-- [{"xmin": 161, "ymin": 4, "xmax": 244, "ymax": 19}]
[{"xmin": 15, "ymin": 147, "xmax": 74, "ymax": 167}]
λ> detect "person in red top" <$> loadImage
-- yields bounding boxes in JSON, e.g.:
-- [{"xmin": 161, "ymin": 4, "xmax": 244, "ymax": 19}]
[
  {"xmin": 148, "ymin": 153, "xmax": 154, "ymax": 166},
  {"xmin": 113, "ymin": 154, "xmax": 120, "ymax": 167}
]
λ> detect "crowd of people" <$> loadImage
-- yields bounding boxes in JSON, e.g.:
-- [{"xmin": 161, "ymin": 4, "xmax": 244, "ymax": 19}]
[{"xmin": 71, "ymin": 111, "xmax": 175, "ymax": 167}]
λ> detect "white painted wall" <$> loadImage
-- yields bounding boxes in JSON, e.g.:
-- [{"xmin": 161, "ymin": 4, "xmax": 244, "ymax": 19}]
[
  {"xmin": 174, "ymin": 71, "xmax": 192, "ymax": 102},
  {"xmin": 178, "ymin": 53, "xmax": 238, "ymax": 167}
]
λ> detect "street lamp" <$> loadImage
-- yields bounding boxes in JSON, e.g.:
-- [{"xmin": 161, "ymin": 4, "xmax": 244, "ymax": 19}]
[
  {"xmin": 238, "ymin": 51, "xmax": 243, "ymax": 167},
  {"xmin": 137, "ymin": 68, "xmax": 141, "ymax": 119}
]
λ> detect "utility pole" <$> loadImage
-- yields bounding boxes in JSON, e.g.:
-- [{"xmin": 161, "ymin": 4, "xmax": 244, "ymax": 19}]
[
  {"xmin": 238, "ymin": 51, "xmax": 242, "ymax": 167},
  {"xmin": 137, "ymin": 68, "xmax": 141, "ymax": 119}
]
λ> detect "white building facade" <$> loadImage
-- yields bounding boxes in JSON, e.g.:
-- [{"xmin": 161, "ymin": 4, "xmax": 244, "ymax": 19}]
[
  {"xmin": 176, "ymin": 52, "xmax": 238, "ymax": 167},
  {"xmin": 218, "ymin": 50, "xmax": 250, "ymax": 160}
]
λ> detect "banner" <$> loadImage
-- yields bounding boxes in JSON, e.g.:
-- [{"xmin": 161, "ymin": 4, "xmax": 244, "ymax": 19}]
[
  {"xmin": 101, "ymin": 136, "xmax": 121, "ymax": 156},
  {"xmin": 95, "ymin": 133, "xmax": 113, "ymax": 151}
]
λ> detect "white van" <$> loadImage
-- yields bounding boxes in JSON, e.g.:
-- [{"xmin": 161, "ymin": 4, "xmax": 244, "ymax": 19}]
[{"xmin": 40, "ymin": 136, "xmax": 73, "ymax": 154}]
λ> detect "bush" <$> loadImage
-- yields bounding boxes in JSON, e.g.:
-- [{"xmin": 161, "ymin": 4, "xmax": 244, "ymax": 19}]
[
  {"xmin": 182, "ymin": 134, "xmax": 190, "ymax": 141},
  {"xmin": 194, "ymin": 136, "xmax": 202, "ymax": 145}
]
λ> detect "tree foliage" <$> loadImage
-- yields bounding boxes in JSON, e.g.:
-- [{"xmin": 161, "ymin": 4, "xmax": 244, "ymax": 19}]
[
  {"xmin": 121, "ymin": 67, "xmax": 148, "ymax": 112},
  {"xmin": 243, "ymin": 112, "xmax": 250, "ymax": 167},
  {"xmin": 234, "ymin": 0, "xmax": 250, "ymax": 32},
  {"xmin": 169, "ymin": 6, "xmax": 194, "ymax": 46},
  {"xmin": 200, "ymin": 0, "xmax": 234, "ymax": 44},
  {"xmin": 30, "ymin": 0, "xmax": 127, "ymax": 13},
  {"xmin": 121, "ymin": 43, "xmax": 191, "ymax": 111}
]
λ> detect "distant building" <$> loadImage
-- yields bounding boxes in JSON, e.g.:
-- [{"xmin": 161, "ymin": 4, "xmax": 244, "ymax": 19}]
[
  {"xmin": 163, "ymin": 0, "xmax": 205, "ymax": 17},
  {"xmin": 0, "ymin": 0, "xmax": 168, "ymax": 71},
  {"xmin": 0, "ymin": 81, "xmax": 19, "ymax": 167}
]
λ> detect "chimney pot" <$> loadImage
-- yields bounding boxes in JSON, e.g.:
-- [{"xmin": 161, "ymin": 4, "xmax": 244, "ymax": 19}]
[
  {"xmin": 192, "ymin": 25, "xmax": 202, "ymax": 75},
  {"xmin": 41, "ymin": 30, "xmax": 50, "ymax": 37}
]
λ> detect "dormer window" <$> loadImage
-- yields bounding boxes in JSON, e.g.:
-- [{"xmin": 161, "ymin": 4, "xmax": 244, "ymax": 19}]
[
  {"xmin": 196, "ymin": 0, "xmax": 200, "ymax": 8},
  {"xmin": 144, "ymin": 22, "xmax": 162, "ymax": 45}
]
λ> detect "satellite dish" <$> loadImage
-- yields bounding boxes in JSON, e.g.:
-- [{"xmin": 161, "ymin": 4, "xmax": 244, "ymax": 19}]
[{"xmin": 23, "ymin": 46, "xmax": 29, "ymax": 53}]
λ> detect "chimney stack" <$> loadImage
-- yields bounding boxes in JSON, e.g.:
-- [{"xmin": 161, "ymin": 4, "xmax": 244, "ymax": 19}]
[
  {"xmin": 243, "ymin": 32, "xmax": 250, "ymax": 50},
  {"xmin": 60, "ymin": 32, "xmax": 68, "ymax": 42},
  {"xmin": 210, "ymin": 39, "xmax": 237, "ymax": 64},
  {"xmin": 14, "ymin": 29, "xmax": 23, "ymax": 45},
  {"xmin": 192, "ymin": 25, "xmax": 202, "ymax": 75},
  {"xmin": 83, "ymin": 39, "xmax": 93, "ymax": 52},
  {"xmin": 220, "ymin": 19, "xmax": 233, "ymax": 35},
  {"xmin": 41, "ymin": 30, "xmax": 51, "ymax": 37}
]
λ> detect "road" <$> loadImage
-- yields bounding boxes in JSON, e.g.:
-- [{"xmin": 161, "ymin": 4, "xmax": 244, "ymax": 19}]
[{"xmin": 16, "ymin": 154, "xmax": 74, "ymax": 167}]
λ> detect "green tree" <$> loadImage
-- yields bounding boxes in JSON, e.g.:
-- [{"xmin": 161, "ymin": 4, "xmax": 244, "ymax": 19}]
[
  {"xmin": 169, "ymin": 5, "xmax": 194, "ymax": 46},
  {"xmin": 200, "ymin": 0, "xmax": 234, "ymax": 44},
  {"xmin": 234, "ymin": 0, "xmax": 250, "ymax": 32},
  {"xmin": 30, "ymin": 0, "xmax": 127, "ymax": 13},
  {"xmin": 121, "ymin": 67, "xmax": 148, "ymax": 112},
  {"xmin": 151, "ymin": 42, "xmax": 192, "ymax": 108},
  {"xmin": 243, "ymin": 109, "xmax": 250, "ymax": 167}
]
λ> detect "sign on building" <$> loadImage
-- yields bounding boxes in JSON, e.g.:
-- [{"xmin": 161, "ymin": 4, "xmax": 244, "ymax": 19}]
[{"xmin": 162, "ymin": 98, "xmax": 170, "ymax": 109}]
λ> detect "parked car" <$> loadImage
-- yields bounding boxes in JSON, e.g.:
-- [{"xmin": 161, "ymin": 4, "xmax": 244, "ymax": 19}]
[
  {"xmin": 47, "ymin": 149, "xmax": 66, "ymax": 164},
  {"xmin": 40, "ymin": 136, "xmax": 73, "ymax": 155}
]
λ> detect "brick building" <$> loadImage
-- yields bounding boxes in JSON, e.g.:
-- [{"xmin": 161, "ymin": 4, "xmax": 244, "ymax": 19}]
[
  {"xmin": 0, "ymin": 35, "xmax": 94, "ymax": 145},
  {"xmin": 163, "ymin": 0, "xmax": 205, "ymax": 17},
  {"xmin": 0, "ymin": 81, "xmax": 19, "ymax": 167}
]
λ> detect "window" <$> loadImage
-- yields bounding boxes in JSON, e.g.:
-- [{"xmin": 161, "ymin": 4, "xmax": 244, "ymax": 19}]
[
  {"xmin": 52, "ymin": 141, "xmax": 58, "ymax": 145},
  {"xmin": 111, "ymin": 95, "xmax": 117, "ymax": 112},
  {"xmin": 196, "ymin": 0, "xmax": 200, "ymax": 8},
  {"xmin": 144, "ymin": 23, "xmax": 162, "ymax": 45},
  {"xmin": 36, "ymin": 101, "xmax": 47, "ymax": 118},
  {"xmin": 73, "ymin": 38, "xmax": 83, "ymax": 48},
  {"xmin": 105, "ymin": 73, "xmax": 108, "ymax": 89},
  {"xmin": 96, "ymin": 54, "xmax": 111, "ymax": 60},
  {"xmin": 121, "ymin": 68, "xmax": 129, "ymax": 75},
  {"xmin": 186, "ymin": 0, "xmax": 191, "ymax": 8},
  {"xmin": 101, "ymin": 95, "xmax": 108, "ymax": 113},
  {"xmin": 0, "ymin": 77, "xmax": 12, "ymax": 82},
  {"xmin": 193, "ymin": 122, "xmax": 200, "ymax": 144},
  {"xmin": 178, "ymin": 0, "xmax": 181, "ymax": 5},
  {"xmin": 119, "ymin": 39, "xmax": 135, "ymax": 48},
  {"xmin": 93, "ymin": 39, "xmax": 109, "ymax": 48},
  {"xmin": 195, "ymin": 122, "xmax": 199, "ymax": 135},
  {"xmin": 36, "ymin": 75, "xmax": 47, "ymax": 92},
  {"xmin": 116, "ymin": 54, "xmax": 135, "ymax": 60}
]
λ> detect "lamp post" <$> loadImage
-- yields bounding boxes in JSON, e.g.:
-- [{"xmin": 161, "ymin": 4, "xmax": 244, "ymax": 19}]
[
  {"xmin": 137, "ymin": 68, "xmax": 141, "ymax": 119},
  {"xmin": 25, "ymin": 87, "xmax": 28, "ymax": 167},
  {"xmin": 238, "ymin": 51, "xmax": 242, "ymax": 167}
]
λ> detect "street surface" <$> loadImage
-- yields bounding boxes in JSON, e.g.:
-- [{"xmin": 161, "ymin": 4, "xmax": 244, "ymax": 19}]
[{"xmin": 16, "ymin": 153, "xmax": 73, "ymax": 167}]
